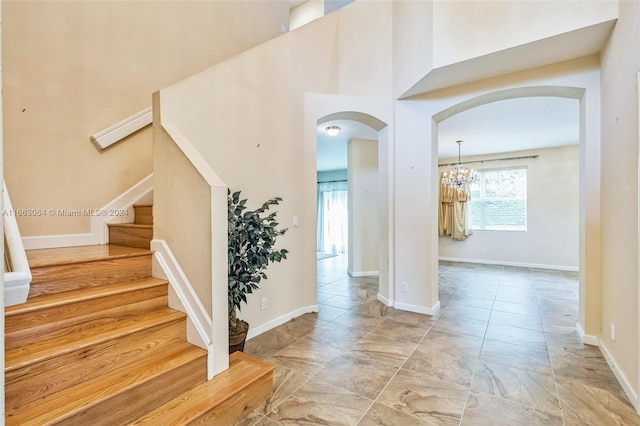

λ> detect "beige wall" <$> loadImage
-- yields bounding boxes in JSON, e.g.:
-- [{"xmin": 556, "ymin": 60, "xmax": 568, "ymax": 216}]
[
  {"xmin": 600, "ymin": 0, "xmax": 640, "ymax": 399},
  {"xmin": 439, "ymin": 146, "xmax": 580, "ymax": 269},
  {"xmin": 432, "ymin": 0, "xmax": 617, "ymax": 68},
  {"xmin": 348, "ymin": 138, "xmax": 379, "ymax": 275},
  {"xmin": 2, "ymin": 1, "xmax": 287, "ymax": 237}
]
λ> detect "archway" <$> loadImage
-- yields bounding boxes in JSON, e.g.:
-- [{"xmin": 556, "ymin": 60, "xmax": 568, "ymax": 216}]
[
  {"xmin": 430, "ymin": 85, "xmax": 595, "ymax": 340},
  {"xmin": 316, "ymin": 111, "xmax": 390, "ymax": 302}
]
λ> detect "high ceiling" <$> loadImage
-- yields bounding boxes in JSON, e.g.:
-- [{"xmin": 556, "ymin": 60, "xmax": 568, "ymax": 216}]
[{"xmin": 317, "ymin": 96, "xmax": 580, "ymax": 172}]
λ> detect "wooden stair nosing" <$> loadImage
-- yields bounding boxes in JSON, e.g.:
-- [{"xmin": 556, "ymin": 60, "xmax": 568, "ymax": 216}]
[
  {"xmin": 5, "ymin": 277, "xmax": 167, "ymax": 318},
  {"xmin": 5, "ymin": 308, "xmax": 186, "ymax": 372},
  {"xmin": 6, "ymin": 345, "xmax": 207, "ymax": 426},
  {"xmin": 132, "ymin": 352, "xmax": 275, "ymax": 425},
  {"xmin": 5, "ymin": 295, "xmax": 169, "ymax": 351},
  {"xmin": 107, "ymin": 223, "xmax": 153, "ymax": 229},
  {"xmin": 5, "ymin": 326, "xmax": 192, "ymax": 409},
  {"xmin": 27, "ymin": 244, "xmax": 153, "ymax": 270}
]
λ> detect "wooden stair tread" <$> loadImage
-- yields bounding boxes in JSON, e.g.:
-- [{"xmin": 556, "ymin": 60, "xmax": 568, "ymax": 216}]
[
  {"xmin": 26, "ymin": 244, "xmax": 152, "ymax": 269},
  {"xmin": 6, "ymin": 277, "xmax": 167, "ymax": 317},
  {"xmin": 6, "ymin": 308, "xmax": 185, "ymax": 372},
  {"xmin": 107, "ymin": 223, "xmax": 152, "ymax": 229},
  {"xmin": 6, "ymin": 344, "xmax": 206, "ymax": 426},
  {"xmin": 132, "ymin": 352, "xmax": 275, "ymax": 425}
]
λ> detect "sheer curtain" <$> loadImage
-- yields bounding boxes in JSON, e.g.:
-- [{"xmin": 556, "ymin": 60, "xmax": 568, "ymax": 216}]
[{"xmin": 317, "ymin": 181, "xmax": 349, "ymax": 254}]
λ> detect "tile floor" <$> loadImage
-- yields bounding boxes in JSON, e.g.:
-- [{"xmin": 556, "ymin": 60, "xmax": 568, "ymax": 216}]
[{"xmin": 236, "ymin": 255, "xmax": 640, "ymax": 425}]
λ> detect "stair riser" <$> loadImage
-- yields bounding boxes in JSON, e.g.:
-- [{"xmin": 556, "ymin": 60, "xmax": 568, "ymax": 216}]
[
  {"xmin": 6, "ymin": 321, "xmax": 190, "ymax": 410},
  {"xmin": 6, "ymin": 292, "xmax": 168, "ymax": 350},
  {"xmin": 134, "ymin": 205, "xmax": 153, "ymax": 225},
  {"xmin": 191, "ymin": 373, "xmax": 274, "ymax": 425},
  {"xmin": 109, "ymin": 226, "xmax": 153, "ymax": 249},
  {"xmin": 57, "ymin": 355, "xmax": 206, "ymax": 426},
  {"xmin": 29, "ymin": 255, "xmax": 152, "ymax": 297}
]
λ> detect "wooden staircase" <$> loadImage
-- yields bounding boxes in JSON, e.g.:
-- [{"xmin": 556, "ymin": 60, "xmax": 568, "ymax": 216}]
[
  {"xmin": 5, "ymin": 205, "xmax": 274, "ymax": 425},
  {"xmin": 107, "ymin": 204, "xmax": 154, "ymax": 249}
]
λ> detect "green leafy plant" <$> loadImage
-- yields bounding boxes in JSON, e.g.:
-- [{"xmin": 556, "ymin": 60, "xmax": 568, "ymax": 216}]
[{"xmin": 228, "ymin": 190, "xmax": 288, "ymax": 335}]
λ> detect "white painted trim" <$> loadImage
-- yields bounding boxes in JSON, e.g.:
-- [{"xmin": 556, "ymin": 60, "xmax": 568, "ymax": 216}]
[
  {"xmin": 600, "ymin": 341, "xmax": 640, "ymax": 413},
  {"xmin": 347, "ymin": 270, "xmax": 379, "ymax": 277},
  {"xmin": 22, "ymin": 174, "xmax": 154, "ymax": 250},
  {"xmin": 438, "ymin": 256, "xmax": 579, "ymax": 272},
  {"xmin": 4, "ymin": 182, "xmax": 32, "ymax": 306},
  {"xmin": 394, "ymin": 300, "xmax": 441, "ymax": 316},
  {"xmin": 378, "ymin": 293, "xmax": 440, "ymax": 316},
  {"xmin": 90, "ymin": 107, "xmax": 152, "ymax": 149},
  {"xmin": 90, "ymin": 174, "xmax": 154, "ymax": 244},
  {"xmin": 22, "ymin": 233, "xmax": 101, "ymax": 250},
  {"xmin": 377, "ymin": 293, "xmax": 392, "ymax": 307},
  {"xmin": 151, "ymin": 239, "xmax": 216, "ymax": 379},
  {"xmin": 576, "ymin": 321, "xmax": 599, "ymax": 346},
  {"xmin": 246, "ymin": 305, "xmax": 319, "ymax": 340}
]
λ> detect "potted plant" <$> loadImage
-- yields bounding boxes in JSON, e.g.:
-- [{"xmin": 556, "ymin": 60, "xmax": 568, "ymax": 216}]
[{"xmin": 228, "ymin": 190, "xmax": 288, "ymax": 353}]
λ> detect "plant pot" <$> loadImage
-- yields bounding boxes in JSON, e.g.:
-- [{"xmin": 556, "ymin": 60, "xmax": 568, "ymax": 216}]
[{"xmin": 229, "ymin": 320, "xmax": 249, "ymax": 354}]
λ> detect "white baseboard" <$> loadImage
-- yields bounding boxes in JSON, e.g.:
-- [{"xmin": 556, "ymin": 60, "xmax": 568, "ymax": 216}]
[
  {"xmin": 22, "ymin": 174, "xmax": 154, "ymax": 250},
  {"xmin": 91, "ymin": 173, "xmax": 154, "ymax": 244},
  {"xmin": 151, "ymin": 239, "xmax": 220, "ymax": 379},
  {"xmin": 394, "ymin": 300, "xmax": 441, "ymax": 316},
  {"xmin": 348, "ymin": 270, "xmax": 379, "ymax": 277},
  {"xmin": 599, "ymin": 341, "xmax": 640, "ymax": 413},
  {"xmin": 575, "ymin": 321, "xmax": 639, "ymax": 413},
  {"xmin": 378, "ymin": 292, "xmax": 441, "ymax": 316},
  {"xmin": 576, "ymin": 321, "xmax": 599, "ymax": 346},
  {"xmin": 438, "ymin": 256, "xmax": 578, "ymax": 272},
  {"xmin": 22, "ymin": 233, "xmax": 101, "ymax": 250},
  {"xmin": 246, "ymin": 305, "xmax": 319, "ymax": 340}
]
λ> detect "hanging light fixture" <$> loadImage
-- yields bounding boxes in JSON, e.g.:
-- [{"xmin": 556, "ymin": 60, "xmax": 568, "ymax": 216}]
[
  {"xmin": 325, "ymin": 125, "xmax": 341, "ymax": 137},
  {"xmin": 442, "ymin": 140, "xmax": 477, "ymax": 190}
]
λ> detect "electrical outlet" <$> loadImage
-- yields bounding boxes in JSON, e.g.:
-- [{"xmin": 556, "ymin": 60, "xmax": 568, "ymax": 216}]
[
  {"xmin": 611, "ymin": 324, "xmax": 616, "ymax": 341},
  {"xmin": 261, "ymin": 297, "xmax": 267, "ymax": 310},
  {"xmin": 401, "ymin": 282, "xmax": 408, "ymax": 293},
  {"xmin": 482, "ymin": 248, "xmax": 487, "ymax": 255}
]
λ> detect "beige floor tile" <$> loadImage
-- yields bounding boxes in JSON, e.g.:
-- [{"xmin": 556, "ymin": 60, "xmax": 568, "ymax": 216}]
[
  {"xmin": 431, "ymin": 314, "xmax": 488, "ymax": 338},
  {"xmin": 377, "ymin": 368, "xmax": 468, "ymax": 425},
  {"xmin": 307, "ymin": 321, "xmax": 369, "ymax": 351},
  {"xmin": 255, "ymin": 365, "xmax": 311, "ymax": 415},
  {"xmin": 461, "ymin": 391, "xmax": 563, "ymax": 425},
  {"xmin": 236, "ymin": 258, "xmax": 636, "ymax": 426},
  {"xmin": 484, "ymin": 323, "xmax": 547, "ymax": 350},
  {"xmin": 404, "ymin": 331, "xmax": 482, "ymax": 386},
  {"xmin": 267, "ymin": 336, "xmax": 344, "ymax": 375},
  {"xmin": 480, "ymin": 339, "xmax": 552, "ymax": 376},
  {"xmin": 244, "ymin": 329, "xmax": 300, "ymax": 359},
  {"xmin": 267, "ymin": 380, "xmax": 373, "ymax": 426},
  {"xmin": 357, "ymin": 402, "xmax": 431, "ymax": 425},
  {"xmin": 557, "ymin": 379, "xmax": 640, "ymax": 426},
  {"xmin": 489, "ymin": 310, "xmax": 544, "ymax": 331},
  {"xmin": 318, "ymin": 352, "xmax": 399, "ymax": 399},
  {"xmin": 471, "ymin": 360, "xmax": 561, "ymax": 416},
  {"xmin": 351, "ymin": 331, "xmax": 418, "ymax": 367},
  {"xmin": 441, "ymin": 302, "xmax": 492, "ymax": 322},
  {"xmin": 492, "ymin": 300, "xmax": 541, "ymax": 316}
]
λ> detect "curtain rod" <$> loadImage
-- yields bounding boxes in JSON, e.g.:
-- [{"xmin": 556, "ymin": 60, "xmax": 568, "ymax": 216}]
[
  {"xmin": 438, "ymin": 154, "xmax": 539, "ymax": 167},
  {"xmin": 317, "ymin": 179, "xmax": 348, "ymax": 184}
]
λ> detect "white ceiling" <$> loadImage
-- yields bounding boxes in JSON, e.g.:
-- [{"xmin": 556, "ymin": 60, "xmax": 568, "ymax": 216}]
[{"xmin": 316, "ymin": 96, "xmax": 580, "ymax": 171}]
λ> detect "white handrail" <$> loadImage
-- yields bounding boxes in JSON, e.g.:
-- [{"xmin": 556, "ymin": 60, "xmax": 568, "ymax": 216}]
[
  {"xmin": 90, "ymin": 107, "xmax": 152, "ymax": 149},
  {"xmin": 4, "ymin": 182, "xmax": 32, "ymax": 306}
]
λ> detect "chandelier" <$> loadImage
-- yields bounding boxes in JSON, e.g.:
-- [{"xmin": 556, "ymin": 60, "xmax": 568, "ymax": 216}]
[{"xmin": 442, "ymin": 140, "xmax": 477, "ymax": 190}]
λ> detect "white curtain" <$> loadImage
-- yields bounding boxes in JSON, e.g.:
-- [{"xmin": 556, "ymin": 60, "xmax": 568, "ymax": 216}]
[{"xmin": 317, "ymin": 181, "xmax": 348, "ymax": 254}]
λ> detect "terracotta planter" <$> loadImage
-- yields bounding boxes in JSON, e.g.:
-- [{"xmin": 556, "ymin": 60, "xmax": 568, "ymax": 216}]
[{"xmin": 229, "ymin": 320, "xmax": 249, "ymax": 354}]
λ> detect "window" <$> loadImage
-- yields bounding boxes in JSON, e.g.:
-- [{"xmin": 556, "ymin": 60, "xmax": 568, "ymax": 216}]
[{"xmin": 469, "ymin": 168, "xmax": 527, "ymax": 231}]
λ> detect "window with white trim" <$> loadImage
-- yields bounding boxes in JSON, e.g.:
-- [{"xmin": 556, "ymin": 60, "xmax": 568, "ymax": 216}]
[{"xmin": 469, "ymin": 168, "xmax": 527, "ymax": 231}]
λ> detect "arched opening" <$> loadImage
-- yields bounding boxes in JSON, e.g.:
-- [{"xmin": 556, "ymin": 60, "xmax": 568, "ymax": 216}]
[
  {"xmin": 430, "ymin": 85, "xmax": 590, "ymax": 336},
  {"xmin": 315, "ymin": 110, "xmax": 391, "ymax": 310}
]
